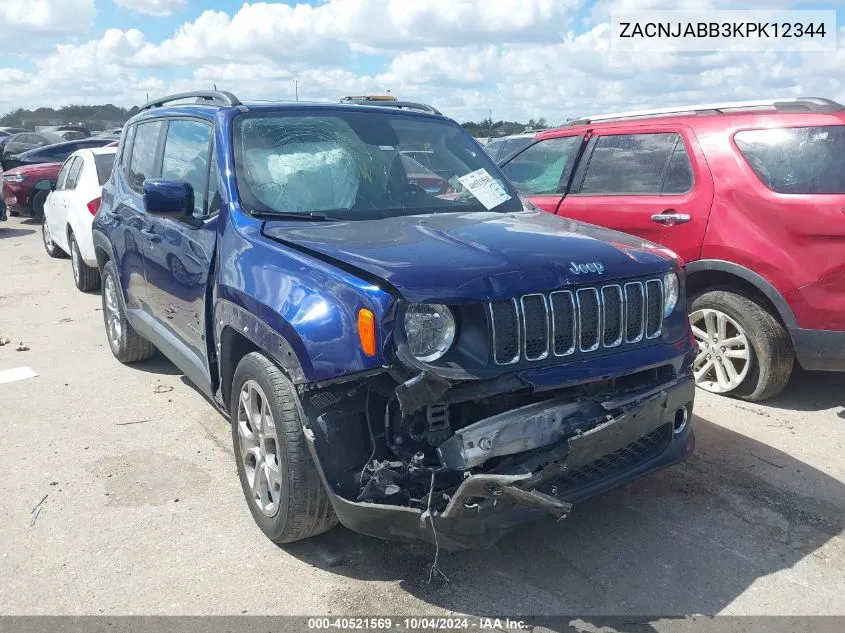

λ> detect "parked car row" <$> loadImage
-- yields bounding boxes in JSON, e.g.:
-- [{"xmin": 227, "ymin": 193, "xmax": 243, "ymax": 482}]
[
  {"xmin": 7, "ymin": 91, "xmax": 841, "ymax": 553},
  {"xmin": 1, "ymin": 130, "xmax": 119, "ymax": 219}
]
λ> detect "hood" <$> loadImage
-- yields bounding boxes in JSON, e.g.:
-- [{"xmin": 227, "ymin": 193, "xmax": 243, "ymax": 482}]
[
  {"xmin": 3, "ymin": 162, "xmax": 62, "ymax": 177},
  {"xmin": 262, "ymin": 210, "xmax": 676, "ymax": 303}
]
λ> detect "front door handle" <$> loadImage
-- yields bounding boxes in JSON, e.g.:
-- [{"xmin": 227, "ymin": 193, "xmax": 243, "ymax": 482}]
[
  {"xmin": 651, "ymin": 210, "xmax": 691, "ymax": 226},
  {"xmin": 140, "ymin": 229, "xmax": 162, "ymax": 243}
]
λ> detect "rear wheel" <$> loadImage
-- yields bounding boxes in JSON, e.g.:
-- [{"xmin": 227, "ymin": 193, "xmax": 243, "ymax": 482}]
[
  {"xmin": 101, "ymin": 260, "xmax": 155, "ymax": 363},
  {"xmin": 69, "ymin": 232, "xmax": 100, "ymax": 292},
  {"xmin": 231, "ymin": 352, "xmax": 337, "ymax": 544},
  {"xmin": 689, "ymin": 289, "xmax": 793, "ymax": 401}
]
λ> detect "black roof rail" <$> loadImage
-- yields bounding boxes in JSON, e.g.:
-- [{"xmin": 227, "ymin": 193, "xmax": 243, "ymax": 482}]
[
  {"xmin": 139, "ymin": 90, "xmax": 242, "ymax": 112},
  {"xmin": 340, "ymin": 98, "xmax": 442, "ymax": 116},
  {"xmin": 565, "ymin": 97, "xmax": 845, "ymax": 126}
]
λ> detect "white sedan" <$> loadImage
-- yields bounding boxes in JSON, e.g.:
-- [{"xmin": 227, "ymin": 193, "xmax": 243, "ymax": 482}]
[{"xmin": 41, "ymin": 147, "xmax": 117, "ymax": 291}]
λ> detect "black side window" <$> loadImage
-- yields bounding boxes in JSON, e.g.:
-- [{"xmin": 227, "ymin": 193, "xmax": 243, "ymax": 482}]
[
  {"xmin": 579, "ymin": 133, "xmax": 679, "ymax": 195},
  {"xmin": 55, "ymin": 158, "xmax": 74, "ymax": 190},
  {"xmin": 127, "ymin": 121, "xmax": 163, "ymax": 193},
  {"xmin": 94, "ymin": 153, "xmax": 116, "ymax": 186},
  {"xmin": 161, "ymin": 119, "xmax": 213, "ymax": 216},
  {"xmin": 661, "ymin": 141, "xmax": 695, "ymax": 194},
  {"xmin": 735, "ymin": 126, "xmax": 845, "ymax": 194},
  {"xmin": 65, "ymin": 157, "xmax": 84, "ymax": 189}
]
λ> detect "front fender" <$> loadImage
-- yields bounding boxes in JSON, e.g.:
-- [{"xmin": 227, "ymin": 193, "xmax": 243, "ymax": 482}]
[{"xmin": 217, "ymin": 216, "xmax": 396, "ymax": 383}]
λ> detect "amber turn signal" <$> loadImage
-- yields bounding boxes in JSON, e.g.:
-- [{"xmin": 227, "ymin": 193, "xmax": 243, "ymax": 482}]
[{"xmin": 357, "ymin": 308, "xmax": 377, "ymax": 357}]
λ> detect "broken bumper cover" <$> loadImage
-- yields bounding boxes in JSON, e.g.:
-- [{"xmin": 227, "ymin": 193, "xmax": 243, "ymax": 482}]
[{"xmin": 304, "ymin": 377, "xmax": 696, "ymax": 550}]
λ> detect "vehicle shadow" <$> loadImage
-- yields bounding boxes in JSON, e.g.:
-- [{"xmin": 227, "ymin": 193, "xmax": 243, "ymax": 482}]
[
  {"xmin": 0, "ymin": 227, "xmax": 35, "ymax": 239},
  {"xmin": 761, "ymin": 367, "xmax": 844, "ymax": 414},
  {"xmin": 281, "ymin": 414, "xmax": 844, "ymax": 620},
  {"xmin": 129, "ymin": 353, "xmax": 183, "ymax": 376}
]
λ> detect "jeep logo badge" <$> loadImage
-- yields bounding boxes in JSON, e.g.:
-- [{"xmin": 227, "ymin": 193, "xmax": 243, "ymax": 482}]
[{"xmin": 569, "ymin": 261, "xmax": 605, "ymax": 275}]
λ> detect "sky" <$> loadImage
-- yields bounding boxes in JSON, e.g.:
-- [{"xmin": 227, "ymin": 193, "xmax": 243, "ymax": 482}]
[{"xmin": 1, "ymin": 0, "xmax": 844, "ymax": 123}]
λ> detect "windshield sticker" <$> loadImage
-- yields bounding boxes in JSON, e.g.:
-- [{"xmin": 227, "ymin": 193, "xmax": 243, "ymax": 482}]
[{"xmin": 457, "ymin": 168, "xmax": 512, "ymax": 210}]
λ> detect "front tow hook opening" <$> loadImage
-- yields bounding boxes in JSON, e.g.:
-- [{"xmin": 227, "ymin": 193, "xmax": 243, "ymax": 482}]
[{"xmin": 673, "ymin": 405, "xmax": 689, "ymax": 435}]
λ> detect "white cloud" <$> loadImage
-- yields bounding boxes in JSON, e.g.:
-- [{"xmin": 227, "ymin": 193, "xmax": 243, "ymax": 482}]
[
  {"xmin": 1, "ymin": 0, "xmax": 843, "ymax": 124},
  {"xmin": 130, "ymin": 0, "xmax": 580, "ymax": 67},
  {"xmin": 114, "ymin": 0, "xmax": 188, "ymax": 17},
  {"xmin": 0, "ymin": 0, "xmax": 95, "ymax": 53}
]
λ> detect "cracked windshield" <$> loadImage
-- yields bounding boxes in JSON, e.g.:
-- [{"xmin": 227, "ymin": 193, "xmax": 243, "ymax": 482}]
[{"xmin": 234, "ymin": 111, "xmax": 522, "ymax": 219}]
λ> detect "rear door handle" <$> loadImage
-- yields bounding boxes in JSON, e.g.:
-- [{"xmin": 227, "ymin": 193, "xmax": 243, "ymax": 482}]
[
  {"xmin": 140, "ymin": 229, "xmax": 162, "ymax": 243},
  {"xmin": 651, "ymin": 210, "xmax": 691, "ymax": 226}
]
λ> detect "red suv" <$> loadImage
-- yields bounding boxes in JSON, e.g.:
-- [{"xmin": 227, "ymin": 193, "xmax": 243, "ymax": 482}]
[{"xmin": 499, "ymin": 97, "xmax": 845, "ymax": 401}]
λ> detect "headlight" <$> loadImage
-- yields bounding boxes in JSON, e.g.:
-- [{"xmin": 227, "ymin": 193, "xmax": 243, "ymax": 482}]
[
  {"xmin": 662, "ymin": 271, "xmax": 679, "ymax": 317},
  {"xmin": 3, "ymin": 174, "xmax": 25, "ymax": 184},
  {"xmin": 403, "ymin": 303, "xmax": 456, "ymax": 362}
]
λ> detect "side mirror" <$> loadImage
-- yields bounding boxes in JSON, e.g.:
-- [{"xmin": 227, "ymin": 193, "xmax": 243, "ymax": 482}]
[
  {"xmin": 143, "ymin": 179, "xmax": 197, "ymax": 224},
  {"xmin": 33, "ymin": 179, "xmax": 54, "ymax": 191}
]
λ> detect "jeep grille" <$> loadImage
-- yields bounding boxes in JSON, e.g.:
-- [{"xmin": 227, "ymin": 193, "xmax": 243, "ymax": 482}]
[{"xmin": 488, "ymin": 279, "xmax": 664, "ymax": 365}]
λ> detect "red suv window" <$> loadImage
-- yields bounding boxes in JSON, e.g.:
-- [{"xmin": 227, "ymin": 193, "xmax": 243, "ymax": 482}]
[{"xmin": 735, "ymin": 126, "xmax": 845, "ymax": 194}]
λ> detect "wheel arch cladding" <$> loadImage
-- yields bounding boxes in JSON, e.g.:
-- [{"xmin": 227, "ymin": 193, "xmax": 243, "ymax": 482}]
[
  {"xmin": 215, "ymin": 300, "xmax": 307, "ymax": 409},
  {"xmin": 685, "ymin": 259, "xmax": 797, "ymax": 329}
]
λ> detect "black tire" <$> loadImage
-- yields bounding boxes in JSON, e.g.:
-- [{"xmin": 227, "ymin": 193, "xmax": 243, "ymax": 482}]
[
  {"xmin": 31, "ymin": 190, "xmax": 49, "ymax": 221},
  {"xmin": 101, "ymin": 259, "xmax": 156, "ymax": 363},
  {"xmin": 9, "ymin": 209, "xmax": 19, "ymax": 217},
  {"xmin": 690, "ymin": 289, "xmax": 793, "ymax": 401},
  {"xmin": 41, "ymin": 219, "xmax": 66, "ymax": 258},
  {"xmin": 231, "ymin": 352, "xmax": 337, "ymax": 544},
  {"xmin": 69, "ymin": 231, "xmax": 100, "ymax": 292}
]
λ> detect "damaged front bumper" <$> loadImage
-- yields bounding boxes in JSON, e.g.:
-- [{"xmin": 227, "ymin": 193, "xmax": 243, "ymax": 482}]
[{"xmin": 303, "ymin": 375, "xmax": 695, "ymax": 550}]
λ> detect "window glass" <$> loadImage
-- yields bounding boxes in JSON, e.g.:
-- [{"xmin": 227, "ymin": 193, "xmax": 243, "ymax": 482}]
[
  {"xmin": 496, "ymin": 137, "xmax": 534, "ymax": 162},
  {"xmin": 500, "ymin": 137, "xmax": 581, "ymax": 195},
  {"xmin": 735, "ymin": 126, "xmax": 845, "ymax": 194},
  {"xmin": 127, "ymin": 121, "xmax": 162, "ymax": 192},
  {"xmin": 120, "ymin": 124, "xmax": 137, "ymax": 179},
  {"xmin": 206, "ymin": 154, "xmax": 221, "ymax": 217},
  {"xmin": 65, "ymin": 157, "xmax": 84, "ymax": 189},
  {"xmin": 580, "ymin": 133, "xmax": 678, "ymax": 195},
  {"xmin": 161, "ymin": 120, "xmax": 213, "ymax": 216},
  {"xmin": 55, "ymin": 158, "xmax": 74, "ymax": 190},
  {"xmin": 94, "ymin": 153, "xmax": 116, "ymax": 186},
  {"xmin": 661, "ymin": 142, "xmax": 695, "ymax": 194},
  {"xmin": 233, "ymin": 112, "xmax": 522, "ymax": 219}
]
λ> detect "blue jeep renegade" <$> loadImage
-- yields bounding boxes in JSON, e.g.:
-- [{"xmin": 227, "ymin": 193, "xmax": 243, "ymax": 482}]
[{"xmin": 93, "ymin": 90, "xmax": 696, "ymax": 550}]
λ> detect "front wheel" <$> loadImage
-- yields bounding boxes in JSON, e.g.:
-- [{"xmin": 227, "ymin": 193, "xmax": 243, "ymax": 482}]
[
  {"xmin": 231, "ymin": 352, "xmax": 337, "ymax": 544},
  {"xmin": 689, "ymin": 290, "xmax": 793, "ymax": 401}
]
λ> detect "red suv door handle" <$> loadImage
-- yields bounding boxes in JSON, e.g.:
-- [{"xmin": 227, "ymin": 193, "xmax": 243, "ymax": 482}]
[{"xmin": 651, "ymin": 210, "xmax": 691, "ymax": 226}]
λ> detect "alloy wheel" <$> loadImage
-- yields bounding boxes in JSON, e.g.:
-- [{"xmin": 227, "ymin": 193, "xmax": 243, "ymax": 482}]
[
  {"xmin": 103, "ymin": 273, "xmax": 123, "ymax": 348},
  {"xmin": 689, "ymin": 308, "xmax": 751, "ymax": 393},
  {"xmin": 71, "ymin": 237, "xmax": 81, "ymax": 285},
  {"xmin": 42, "ymin": 221, "xmax": 54, "ymax": 251},
  {"xmin": 237, "ymin": 379, "xmax": 284, "ymax": 518}
]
